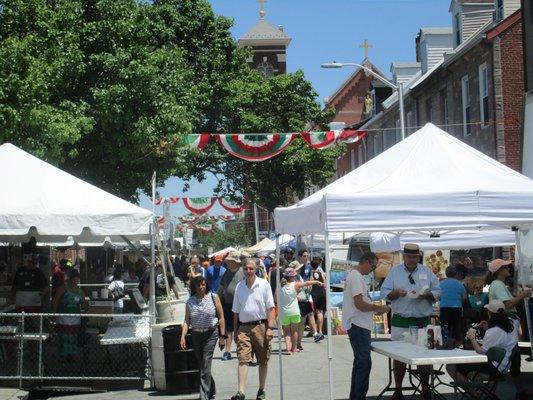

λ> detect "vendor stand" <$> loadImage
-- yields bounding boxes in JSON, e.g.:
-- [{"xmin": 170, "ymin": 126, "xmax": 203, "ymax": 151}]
[{"xmin": 274, "ymin": 123, "xmax": 533, "ymax": 400}]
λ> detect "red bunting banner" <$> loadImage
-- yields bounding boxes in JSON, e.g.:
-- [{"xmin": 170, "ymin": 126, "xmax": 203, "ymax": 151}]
[
  {"xmin": 182, "ymin": 197, "xmax": 216, "ymax": 215},
  {"xmin": 218, "ymin": 198, "xmax": 247, "ymax": 213}
]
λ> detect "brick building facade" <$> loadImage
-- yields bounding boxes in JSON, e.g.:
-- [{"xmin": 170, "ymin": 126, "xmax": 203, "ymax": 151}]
[{"xmin": 347, "ymin": 2, "xmax": 524, "ymax": 177}]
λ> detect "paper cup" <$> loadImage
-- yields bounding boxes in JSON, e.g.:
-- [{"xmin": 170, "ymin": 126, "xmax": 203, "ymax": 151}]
[{"xmin": 100, "ymin": 288, "xmax": 109, "ymax": 299}]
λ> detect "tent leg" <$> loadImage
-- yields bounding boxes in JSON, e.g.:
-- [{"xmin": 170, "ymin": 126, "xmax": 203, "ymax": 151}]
[
  {"xmin": 275, "ymin": 235, "xmax": 284, "ymax": 400},
  {"xmin": 325, "ymin": 233, "xmax": 334, "ymax": 400},
  {"xmin": 516, "ymin": 230, "xmax": 533, "ymax": 361}
]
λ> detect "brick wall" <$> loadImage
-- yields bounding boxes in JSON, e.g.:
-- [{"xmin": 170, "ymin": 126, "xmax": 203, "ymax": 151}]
[{"xmin": 498, "ymin": 19, "xmax": 524, "ymax": 172}]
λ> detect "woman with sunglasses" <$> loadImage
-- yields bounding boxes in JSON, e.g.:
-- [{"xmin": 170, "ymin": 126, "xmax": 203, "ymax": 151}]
[{"xmin": 487, "ymin": 259, "xmax": 531, "ymax": 339}]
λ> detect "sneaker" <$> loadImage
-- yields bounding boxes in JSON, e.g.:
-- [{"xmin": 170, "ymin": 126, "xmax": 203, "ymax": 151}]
[
  {"xmin": 221, "ymin": 351, "xmax": 232, "ymax": 361},
  {"xmin": 297, "ymin": 343, "xmax": 303, "ymax": 351},
  {"xmin": 231, "ymin": 392, "xmax": 245, "ymax": 400},
  {"xmin": 256, "ymin": 388, "xmax": 266, "ymax": 400},
  {"xmin": 314, "ymin": 333, "xmax": 324, "ymax": 342}
]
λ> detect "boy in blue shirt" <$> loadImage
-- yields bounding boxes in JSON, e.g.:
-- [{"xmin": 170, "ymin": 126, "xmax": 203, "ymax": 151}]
[{"xmin": 439, "ymin": 266, "xmax": 467, "ymax": 346}]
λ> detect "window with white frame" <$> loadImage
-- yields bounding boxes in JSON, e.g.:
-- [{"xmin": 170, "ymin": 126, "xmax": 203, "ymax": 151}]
[
  {"xmin": 395, "ymin": 118, "xmax": 401, "ymax": 142},
  {"xmin": 479, "ymin": 63, "xmax": 489, "ymax": 127},
  {"xmin": 461, "ymin": 75, "xmax": 471, "ymax": 136},
  {"xmin": 406, "ymin": 111, "xmax": 413, "ymax": 134},
  {"xmin": 440, "ymin": 89, "xmax": 448, "ymax": 129}
]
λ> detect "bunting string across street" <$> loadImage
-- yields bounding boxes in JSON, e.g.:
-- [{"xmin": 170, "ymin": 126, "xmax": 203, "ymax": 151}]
[
  {"xmin": 153, "ymin": 196, "xmax": 247, "ymax": 214},
  {"xmin": 186, "ymin": 130, "xmax": 366, "ymax": 161}
]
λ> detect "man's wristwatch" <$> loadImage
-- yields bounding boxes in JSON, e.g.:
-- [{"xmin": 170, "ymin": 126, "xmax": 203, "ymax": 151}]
[{"xmin": 267, "ymin": 326, "xmax": 275, "ymax": 330}]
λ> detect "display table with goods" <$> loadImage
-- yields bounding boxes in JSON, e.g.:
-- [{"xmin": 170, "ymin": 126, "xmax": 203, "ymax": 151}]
[{"xmin": 371, "ymin": 340, "xmax": 487, "ymax": 400}]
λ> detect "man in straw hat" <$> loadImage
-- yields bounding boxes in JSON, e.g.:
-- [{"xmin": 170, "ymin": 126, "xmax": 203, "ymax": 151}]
[{"xmin": 380, "ymin": 243, "xmax": 441, "ymax": 400}]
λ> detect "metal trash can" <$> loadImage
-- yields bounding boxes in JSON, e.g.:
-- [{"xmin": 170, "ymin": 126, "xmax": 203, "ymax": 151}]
[{"xmin": 162, "ymin": 325, "xmax": 199, "ymax": 394}]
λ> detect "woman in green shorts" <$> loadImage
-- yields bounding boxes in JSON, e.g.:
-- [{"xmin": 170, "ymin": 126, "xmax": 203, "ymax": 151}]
[{"xmin": 278, "ymin": 263, "xmax": 324, "ymax": 354}]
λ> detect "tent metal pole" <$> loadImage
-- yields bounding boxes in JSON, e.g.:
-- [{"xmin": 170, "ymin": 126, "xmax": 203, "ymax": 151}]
[
  {"xmin": 515, "ymin": 229, "xmax": 533, "ymax": 360},
  {"xmin": 324, "ymin": 232, "xmax": 334, "ymax": 400},
  {"xmin": 275, "ymin": 235, "xmax": 284, "ymax": 400},
  {"xmin": 150, "ymin": 222, "xmax": 156, "ymax": 325}
]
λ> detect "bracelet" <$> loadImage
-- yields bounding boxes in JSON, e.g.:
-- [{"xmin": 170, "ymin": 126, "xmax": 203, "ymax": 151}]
[{"xmin": 267, "ymin": 326, "xmax": 275, "ymax": 330}]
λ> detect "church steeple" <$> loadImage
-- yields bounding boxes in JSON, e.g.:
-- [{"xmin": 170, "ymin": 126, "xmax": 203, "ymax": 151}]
[{"xmin": 238, "ymin": 1, "xmax": 291, "ymax": 76}]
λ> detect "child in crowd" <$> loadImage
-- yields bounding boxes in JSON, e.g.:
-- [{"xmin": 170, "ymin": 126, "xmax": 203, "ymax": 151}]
[{"xmin": 278, "ymin": 262, "xmax": 323, "ymax": 354}]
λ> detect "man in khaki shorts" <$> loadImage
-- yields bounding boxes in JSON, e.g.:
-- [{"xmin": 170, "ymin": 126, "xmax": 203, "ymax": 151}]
[{"xmin": 231, "ymin": 258, "xmax": 275, "ymax": 400}]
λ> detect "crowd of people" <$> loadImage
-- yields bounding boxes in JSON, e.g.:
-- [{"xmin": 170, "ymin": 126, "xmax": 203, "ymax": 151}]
[
  {"xmin": 177, "ymin": 248, "xmax": 327, "ymax": 400},
  {"xmin": 342, "ymin": 243, "xmax": 532, "ymax": 400}
]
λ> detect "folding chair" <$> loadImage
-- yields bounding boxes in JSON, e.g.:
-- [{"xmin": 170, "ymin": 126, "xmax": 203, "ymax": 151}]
[{"xmin": 455, "ymin": 346, "xmax": 506, "ymax": 400}]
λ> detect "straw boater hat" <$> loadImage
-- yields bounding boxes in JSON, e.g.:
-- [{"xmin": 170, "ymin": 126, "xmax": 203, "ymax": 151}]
[
  {"xmin": 488, "ymin": 259, "xmax": 512, "ymax": 274},
  {"xmin": 403, "ymin": 243, "xmax": 420, "ymax": 255}
]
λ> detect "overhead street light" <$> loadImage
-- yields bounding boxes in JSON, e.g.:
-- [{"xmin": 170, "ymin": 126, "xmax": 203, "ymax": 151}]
[{"xmin": 321, "ymin": 62, "xmax": 406, "ymax": 140}]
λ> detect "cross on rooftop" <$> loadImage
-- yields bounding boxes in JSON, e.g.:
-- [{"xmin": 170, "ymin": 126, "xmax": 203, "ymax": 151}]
[
  {"xmin": 360, "ymin": 39, "xmax": 373, "ymax": 59},
  {"xmin": 258, "ymin": 0, "xmax": 267, "ymax": 19}
]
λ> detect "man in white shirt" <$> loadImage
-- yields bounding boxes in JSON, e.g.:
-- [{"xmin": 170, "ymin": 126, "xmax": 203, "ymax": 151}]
[
  {"xmin": 231, "ymin": 258, "xmax": 276, "ymax": 400},
  {"xmin": 343, "ymin": 252, "xmax": 390, "ymax": 400}
]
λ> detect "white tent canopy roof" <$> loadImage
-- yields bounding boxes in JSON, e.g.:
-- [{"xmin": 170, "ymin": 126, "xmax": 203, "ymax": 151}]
[
  {"xmin": 275, "ymin": 123, "xmax": 533, "ymax": 235},
  {"xmin": 370, "ymin": 230, "xmax": 515, "ymax": 252},
  {"xmin": 0, "ymin": 143, "xmax": 152, "ymax": 241}
]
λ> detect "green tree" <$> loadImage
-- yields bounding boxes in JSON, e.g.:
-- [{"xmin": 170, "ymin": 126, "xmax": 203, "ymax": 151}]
[
  {"xmin": 0, "ymin": 0, "xmax": 342, "ymax": 208},
  {"xmin": 196, "ymin": 223, "xmax": 253, "ymax": 256}
]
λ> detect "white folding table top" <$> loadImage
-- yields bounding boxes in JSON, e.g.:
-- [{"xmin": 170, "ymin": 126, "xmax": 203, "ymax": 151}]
[
  {"xmin": 100, "ymin": 317, "xmax": 150, "ymax": 346},
  {"xmin": 371, "ymin": 340, "xmax": 487, "ymax": 366}
]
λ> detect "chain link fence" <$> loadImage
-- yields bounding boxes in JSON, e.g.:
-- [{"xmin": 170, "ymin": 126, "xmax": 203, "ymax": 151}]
[{"xmin": 0, "ymin": 313, "xmax": 151, "ymax": 388}]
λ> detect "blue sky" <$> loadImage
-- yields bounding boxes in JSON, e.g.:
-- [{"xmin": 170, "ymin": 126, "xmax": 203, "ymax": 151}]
[{"xmin": 139, "ymin": 0, "xmax": 452, "ymax": 214}]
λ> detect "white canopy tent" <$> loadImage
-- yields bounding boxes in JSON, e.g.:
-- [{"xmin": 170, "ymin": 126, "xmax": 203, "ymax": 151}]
[
  {"xmin": 370, "ymin": 229, "xmax": 515, "ymax": 252},
  {"xmin": 274, "ymin": 123, "xmax": 533, "ymax": 400},
  {"xmin": 244, "ymin": 237, "xmax": 272, "ymax": 254},
  {"xmin": 0, "ymin": 143, "xmax": 152, "ymax": 242}
]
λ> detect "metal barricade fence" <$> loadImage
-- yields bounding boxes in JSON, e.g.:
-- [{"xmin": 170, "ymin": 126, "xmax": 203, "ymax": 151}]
[{"xmin": 0, "ymin": 313, "xmax": 151, "ymax": 387}]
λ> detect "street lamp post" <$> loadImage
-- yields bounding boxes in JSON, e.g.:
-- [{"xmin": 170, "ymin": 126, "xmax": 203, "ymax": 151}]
[{"xmin": 322, "ymin": 62, "xmax": 406, "ymax": 140}]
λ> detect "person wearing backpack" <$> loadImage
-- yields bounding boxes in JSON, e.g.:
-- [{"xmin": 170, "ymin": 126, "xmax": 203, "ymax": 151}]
[{"xmin": 108, "ymin": 266, "xmax": 126, "ymax": 313}]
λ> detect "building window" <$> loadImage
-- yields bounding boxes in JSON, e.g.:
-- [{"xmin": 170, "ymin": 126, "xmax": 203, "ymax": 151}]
[
  {"xmin": 406, "ymin": 111, "xmax": 413, "ymax": 135},
  {"xmin": 440, "ymin": 89, "xmax": 449, "ymax": 129},
  {"xmin": 425, "ymin": 98, "xmax": 433, "ymax": 123},
  {"xmin": 257, "ymin": 57, "xmax": 274, "ymax": 78},
  {"xmin": 479, "ymin": 63, "xmax": 489, "ymax": 128},
  {"xmin": 455, "ymin": 13, "xmax": 461, "ymax": 46},
  {"xmin": 373, "ymin": 132, "xmax": 382, "ymax": 155},
  {"xmin": 461, "ymin": 75, "xmax": 471, "ymax": 137},
  {"xmin": 495, "ymin": 0, "xmax": 504, "ymax": 20},
  {"xmin": 395, "ymin": 119, "xmax": 401, "ymax": 142}
]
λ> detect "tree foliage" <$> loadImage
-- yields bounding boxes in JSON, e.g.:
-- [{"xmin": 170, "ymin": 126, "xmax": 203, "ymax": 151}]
[
  {"xmin": 0, "ymin": 0, "xmax": 342, "ymax": 208},
  {"xmin": 195, "ymin": 223, "xmax": 252, "ymax": 256}
]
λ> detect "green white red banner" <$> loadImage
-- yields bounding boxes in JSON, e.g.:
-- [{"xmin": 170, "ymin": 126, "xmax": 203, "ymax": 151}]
[
  {"xmin": 216, "ymin": 134, "xmax": 295, "ymax": 161},
  {"xmin": 182, "ymin": 197, "xmax": 216, "ymax": 215},
  {"xmin": 218, "ymin": 198, "xmax": 247, "ymax": 213},
  {"xmin": 186, "ymin": 134, "xmax": 210, "ymax": 150}
]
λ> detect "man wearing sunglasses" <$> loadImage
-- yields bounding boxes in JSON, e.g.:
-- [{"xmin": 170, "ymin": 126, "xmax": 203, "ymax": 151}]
[{"xmin": 380, "ymin": 243, "xmax": 441, "ymax": 400}]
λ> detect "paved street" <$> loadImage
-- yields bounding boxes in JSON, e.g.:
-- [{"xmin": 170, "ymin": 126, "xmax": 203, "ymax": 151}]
[{"xmin": 41, "ymin": 334, "xmax": 533, "ymax": 400}]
